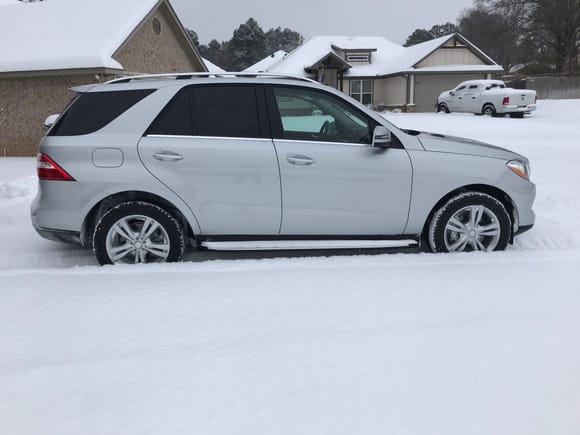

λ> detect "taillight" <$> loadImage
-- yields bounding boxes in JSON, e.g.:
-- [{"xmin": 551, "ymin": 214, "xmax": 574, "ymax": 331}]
[
  {"xmin": 37, "ymin": 153, "xmax": 75, "ymax": 181},
  {"xmin": 502, "ymin": 96, "xmax": 510, "ymax": 105}
]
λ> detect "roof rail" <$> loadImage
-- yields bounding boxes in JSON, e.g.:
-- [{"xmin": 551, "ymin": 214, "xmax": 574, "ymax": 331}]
[{"xmin": 106, "ymin": 72, "xmax": 318, "ymax": 85}]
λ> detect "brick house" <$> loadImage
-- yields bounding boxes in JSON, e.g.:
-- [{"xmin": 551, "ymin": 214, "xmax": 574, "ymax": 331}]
[{"xmin": 0, "ymin": 0, "xmax": 206, "ymax": 156}]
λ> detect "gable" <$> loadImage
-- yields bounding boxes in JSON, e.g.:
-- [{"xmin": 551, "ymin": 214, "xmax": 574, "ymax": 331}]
[
  {"xmin": 416, "ymin": 46, "xmax": 485, "ymax": 68},
  {"xmin": 414, "ymin": 35, "xmax": 493, "ymax": 68},
  {"xmin": 114, "ymin": 1, "xmax": 205, "ymax": 74}
]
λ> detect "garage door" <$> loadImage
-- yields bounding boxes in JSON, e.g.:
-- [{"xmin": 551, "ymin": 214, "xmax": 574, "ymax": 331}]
[{"xmin": 413, "ymin": 74, "xmax": 487, "ymax": 112}]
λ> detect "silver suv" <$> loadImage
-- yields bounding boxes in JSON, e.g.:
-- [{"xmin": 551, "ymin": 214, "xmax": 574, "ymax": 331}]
[{"xmin": 31, "ymin": 73, "xmax": 536, "ymax": 265}]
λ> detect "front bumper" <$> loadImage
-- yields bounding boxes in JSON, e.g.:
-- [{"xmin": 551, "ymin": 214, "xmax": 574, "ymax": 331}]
[
  {"xmin": 516, "ymin": 224, "xmax": 534, "ymax": 235},
  {"xmin": 495, "ymin": 169, "xmax": 536, "ymax": 232}
]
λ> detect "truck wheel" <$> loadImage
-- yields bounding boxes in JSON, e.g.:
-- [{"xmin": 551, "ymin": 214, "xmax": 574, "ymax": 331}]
[
  {"xmin": 437, "ymin": 103, "xmax": 450, "ymax": 113},
  {"xmin": 482, "ymin": 104, "xmax": 496, "ymax": 116}
]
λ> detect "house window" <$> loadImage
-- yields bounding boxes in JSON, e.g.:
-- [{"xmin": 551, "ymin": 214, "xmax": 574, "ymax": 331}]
[
  {"xmin": 350, "ymin": 80, "xmax": 373, "ymax": 105},
  {"xmin": 152, "ymin": 17, "xmax": 161, "ymax": 35},
  {"xmin": 346, "ymin": 53, "xmax": 370, "ymax": 63}
]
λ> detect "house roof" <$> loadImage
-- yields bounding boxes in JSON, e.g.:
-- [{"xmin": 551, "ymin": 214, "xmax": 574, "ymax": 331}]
[
  {"xmin": 203, "ymin": 58, "xmax": 226, "ymax": 73},
  {"xmin": 264, "ymin": 34, "xmax": 502, "ymax": 78},
  {"xmin": 0, "ymin": 0, "xmax": 202, "ymax": 74},
  {"xmin": 267, "ymin": 36, "xmax": 404, "ymax": 77},
  {"xmin": 244, "ymin": 50, "xmax": 289, "ymax": 73}
]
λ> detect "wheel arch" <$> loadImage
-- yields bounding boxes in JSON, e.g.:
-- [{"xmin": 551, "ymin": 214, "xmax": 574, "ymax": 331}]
[
  {"xmin": 482, "ymin": 102, "xmax": 496, "ymax": 112},
  {"xmin": 81, "ymin": 191, "xmax": 196, "ymax": 247},
  {"xmin": 420, "ymin": 184, "xmax": 517, "ymax": 244}
]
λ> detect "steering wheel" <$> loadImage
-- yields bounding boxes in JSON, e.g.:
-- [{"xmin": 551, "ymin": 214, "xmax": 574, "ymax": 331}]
[{"xmin": 319, "ymin": 120, "xmax": 330, "ymax": 136}]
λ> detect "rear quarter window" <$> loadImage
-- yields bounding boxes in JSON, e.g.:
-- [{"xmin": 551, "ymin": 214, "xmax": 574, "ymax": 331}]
[{"xmin": 49, "ymin": 89, "xmax": 155, "ymax": 136}]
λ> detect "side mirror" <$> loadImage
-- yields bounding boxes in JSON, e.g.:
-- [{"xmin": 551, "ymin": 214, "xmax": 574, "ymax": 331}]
[
  {"xmin": 373, "ymin": 126, "xmax": 392, "ymax": 148},
  {"xmin": 44, "ymin": 114, "xmax": 59, "ymax": 128},
  {"xmin": 449, "ymin": 91, "xmax": 454, "ymax": 96}
]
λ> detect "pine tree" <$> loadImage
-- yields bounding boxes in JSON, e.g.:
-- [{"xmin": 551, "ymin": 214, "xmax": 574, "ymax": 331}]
[{"xmin": 227, "ymin": 18, "xmax": 266, "ymax": 70}]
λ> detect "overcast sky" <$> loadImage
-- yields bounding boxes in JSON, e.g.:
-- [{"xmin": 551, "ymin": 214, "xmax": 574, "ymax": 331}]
[{"xmin": 172, "ymin": 0, "xmax": 475, "ymax": 46}]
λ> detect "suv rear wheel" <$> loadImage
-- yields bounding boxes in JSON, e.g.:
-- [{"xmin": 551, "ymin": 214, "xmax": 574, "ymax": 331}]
[
  {"xmin": 428, "ymin": 192, "xmax": 511, "ymax": 253},
  {"xmin": 93, "ymin": 201, "xmax": 185, "ymax": 265}
]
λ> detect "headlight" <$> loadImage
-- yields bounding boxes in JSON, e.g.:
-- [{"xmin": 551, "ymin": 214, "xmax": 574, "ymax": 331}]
[{"xmin": 507, "ymin": 159, "xmax": 530, "ymax": 180}]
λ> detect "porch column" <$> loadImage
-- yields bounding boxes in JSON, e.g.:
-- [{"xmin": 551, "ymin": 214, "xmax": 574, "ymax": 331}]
[{"xmin": 408, "ymin": 74, "xmax": 415, "ymax": 105}]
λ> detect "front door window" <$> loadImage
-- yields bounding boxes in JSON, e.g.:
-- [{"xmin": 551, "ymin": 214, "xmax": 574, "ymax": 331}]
[{"xmin": 272, "ymin": 86, "xmax": 373, "ymax": 145}]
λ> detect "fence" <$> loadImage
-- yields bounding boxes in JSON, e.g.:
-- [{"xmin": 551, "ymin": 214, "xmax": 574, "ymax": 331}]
[{"xmin": 504, "ymin": 75, "xmax": 580, "ymax": 99}]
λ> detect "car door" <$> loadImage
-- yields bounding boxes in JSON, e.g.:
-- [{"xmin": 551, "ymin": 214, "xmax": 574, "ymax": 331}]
[
  {"xmin": 267, "ymin": 85, "xmax": 413, "ymax": 235},
  {"xmin": 450, "ymin": 85, "xmax": 467, "ymax": 111},
  {"xmin": 464, "ymin": 84, "xmax": 480, "ymax": 112},
  {"xmin": 138, "ymin": 85, "xmax": 282, "ymax": 235}
]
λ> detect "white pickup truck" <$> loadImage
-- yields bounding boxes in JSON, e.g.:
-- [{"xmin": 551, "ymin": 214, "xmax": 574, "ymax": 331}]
[{"xmin": 436, "ymin": 80, "xmax": 537, "ymax": 118}]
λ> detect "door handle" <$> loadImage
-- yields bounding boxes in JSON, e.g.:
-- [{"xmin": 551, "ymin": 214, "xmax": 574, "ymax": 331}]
[
  {"xmin": 286, "ymin": 154, "xmax": 315, "ymax": 166},
  {"xmin": 472, "ymin": 96, "xmax": 476, "ymax": 99},
  {"xmin": 153, "ymin": 152, "xmax": 183, "ymax": 162}
]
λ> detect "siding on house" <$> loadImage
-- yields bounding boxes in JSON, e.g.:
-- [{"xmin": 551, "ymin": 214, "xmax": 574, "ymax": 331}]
[
  {"xmin": 416, "ymin": 48, "xmax": 485, "ymax": 69},
  {"xmin": 343, "ymin": 77, "xmax": 408, "ymax": 108},
  {"xmin": 374, "ymin": 77, "xmax": 408, "ymax": 107}
]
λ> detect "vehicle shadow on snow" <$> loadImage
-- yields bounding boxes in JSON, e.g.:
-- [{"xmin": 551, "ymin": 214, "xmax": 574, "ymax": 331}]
[{"xmin": 182, "ymin": 246, "xmax": 423, "ymax": 262}]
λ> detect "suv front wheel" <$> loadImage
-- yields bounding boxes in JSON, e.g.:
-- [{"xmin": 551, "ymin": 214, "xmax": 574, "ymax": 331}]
[
  {"xmin": 428, "ymin": 192, "xmax": 511, "ymax": 253},
  {"xmin": 93, "ymin": 201, "xmax": 185, "ymax": 265}
]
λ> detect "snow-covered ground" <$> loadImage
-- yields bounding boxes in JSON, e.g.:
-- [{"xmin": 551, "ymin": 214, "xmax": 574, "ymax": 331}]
[{"xmin": 1, "ymin": 100, "xmax": 579, "ymax": 435}]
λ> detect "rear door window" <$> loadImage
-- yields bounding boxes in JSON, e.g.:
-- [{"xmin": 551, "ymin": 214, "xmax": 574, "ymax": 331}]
[
  {"xmin": 191, "ymin": 86, "xmax": 264, "ymax": 138},
  {"xmin": 49, "ymin": 89, "xmax": 154, "ymax": 136}
]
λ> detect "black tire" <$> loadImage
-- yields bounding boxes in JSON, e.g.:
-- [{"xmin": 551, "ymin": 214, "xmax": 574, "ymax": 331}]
[
  {"xmin": 437, "ymin": 103, "xmax": 450, "ymax": 113},
  {"xmin": 482, "ymin": 104, "xmax": 496, "ymax": 116},
  {"xmin": 427, "ymin": 192, "xmax": 511, "ymax": 253},
  {"xmin": 93, "ymin": 201, "xmax": 185, "ymax": 265},
  {"xmin": 509, "ymin": 113, "xmax": 524, "ymax": 119}
]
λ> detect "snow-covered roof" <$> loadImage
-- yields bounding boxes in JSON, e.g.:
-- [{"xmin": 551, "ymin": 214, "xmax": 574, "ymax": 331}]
[
  {"xmin": 0, "ymin": 0, "xmax": 182, "ymax": 73},
  {"xmin": 268, "ymin": 36, "xmax": 404, "ymax": 77},
  {"xmin": 265, "ymin": 34, "xmax": 502, "ymax": 78},
  {"xmin": 203, "ymin": 58, "xmax": 226, "ymax": 73},
  {"xmin": 244, "ymin": 50, "xmax": 289, "ymax": 73}
]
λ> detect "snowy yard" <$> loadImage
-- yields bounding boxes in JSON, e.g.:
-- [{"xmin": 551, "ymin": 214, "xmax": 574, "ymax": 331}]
[{"xmin": 1, "ymin": 100, "xmax": 579, "ymax": 434}]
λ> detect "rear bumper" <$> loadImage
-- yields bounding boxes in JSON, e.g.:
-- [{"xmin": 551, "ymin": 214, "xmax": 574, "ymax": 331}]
[
  {"xmin": 33, "ymin": 225, "xmax": 81, "ymax": 244},
  {"xmin": 501, "ymin": 104, "xmax": 537, "ymax": 114}
]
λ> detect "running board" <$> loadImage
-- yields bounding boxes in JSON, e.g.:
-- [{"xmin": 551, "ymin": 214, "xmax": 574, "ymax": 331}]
[{"xmin": 201, "ymin": 239, "xmax": 418, "ymax": 251}]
